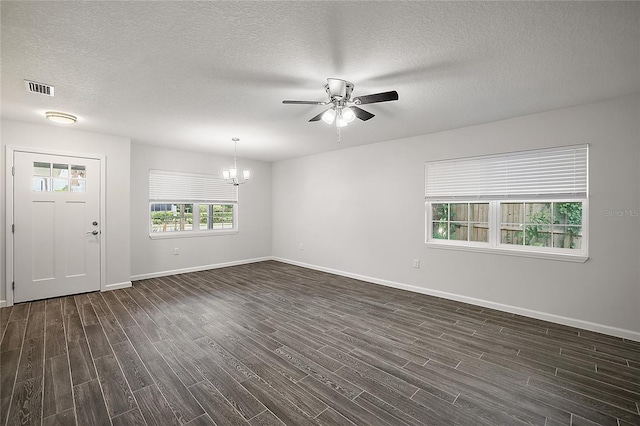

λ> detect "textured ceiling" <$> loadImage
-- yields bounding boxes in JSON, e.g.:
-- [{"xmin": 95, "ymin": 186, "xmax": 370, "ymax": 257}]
[{"xmin": 2, "ymin": 1, "xmax": 639, "ymax": 162}]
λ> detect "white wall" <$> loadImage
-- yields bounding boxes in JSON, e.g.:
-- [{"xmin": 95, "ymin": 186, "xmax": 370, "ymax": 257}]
[
  {"xmin": 272, "ymin": 95, "xmax": 640, "ymax": 339},
  {"xmin": 1, "ymin": 120, "xmax": 131, "ymax": 304},
  {"xmin": 129, "ymin": 143, "xmax": 272, "ymax": 279}
]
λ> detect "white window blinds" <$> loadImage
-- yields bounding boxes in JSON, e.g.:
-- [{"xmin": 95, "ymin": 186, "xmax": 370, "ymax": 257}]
[
  {"xmin": 425, "ymin": 145, "xmax": 588, "ymax": 200},
  {"xmin": 149, "ymin": 170, "xmax": 238, "ymax": 202}
]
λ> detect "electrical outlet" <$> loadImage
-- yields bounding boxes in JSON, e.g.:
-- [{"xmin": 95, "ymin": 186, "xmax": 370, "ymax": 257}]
[
  {"xmin": 174, "ymin": 248, "xmax": 179, "ymax": 255},
  {"xmin": 413, "ymin": 259, "xmax": 420, "ymax": 268},
  {"xmin": 299, "ymin": 243, "xmax": 304, "ymax": 251}
]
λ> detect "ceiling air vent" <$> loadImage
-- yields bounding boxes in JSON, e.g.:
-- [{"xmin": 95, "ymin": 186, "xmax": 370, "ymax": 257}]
[{"xmin": 24, "ymin": 80, "xmax": 54, "ymax": 96}]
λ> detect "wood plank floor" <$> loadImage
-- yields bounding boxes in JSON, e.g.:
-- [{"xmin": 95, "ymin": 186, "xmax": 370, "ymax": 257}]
[{"xmin": 2, "ymin": 260, "xmax": 640, "ymax": 426}]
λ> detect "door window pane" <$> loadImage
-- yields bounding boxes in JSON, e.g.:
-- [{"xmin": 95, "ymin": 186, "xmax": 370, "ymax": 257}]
[
  {"xmin": 51, "ymin": 164, "xmax": 70, "ymax": 192},
  {"xmin": 70, "ymin": 165, "xmax": 86, "ymax": 192},
  {"xmin": 33, "ymin": 177, "xmax": 51, "ymax": 192},
  {"xmin": 71, "ymin": 165, "xmax": 86, "ymax": 177},
  {"xmin": 53, "ymin": 178, "xmax": 69, "ymax": 192},
  {"xmin": 70, "ymin": 180, "xmax": 86, "ymax": 193},
  {"xmin": 33, "ymin": 162, "xmax": 53, "ymax": 191},
  {"xmin": 33, "ymin": 162, "xmax": 51, "ymax": 176},
  {"xmin": 52, "ymin": 163, "xmax": 69, "ymax": 178}
]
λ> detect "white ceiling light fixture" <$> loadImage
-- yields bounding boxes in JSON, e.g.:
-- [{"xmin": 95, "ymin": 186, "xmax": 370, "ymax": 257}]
[
  {"xmin": 222, "ymin": 137, "xmax": 251, "ymax": 186},
  {"xmin": 45, "ymin": 111, "xmax": 77, "ymax": 124}
]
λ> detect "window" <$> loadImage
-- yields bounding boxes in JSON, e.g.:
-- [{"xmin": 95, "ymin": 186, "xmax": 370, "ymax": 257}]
[
  {"xmin": 500, "ymin": 201, "xmax": 583, "ymax": 250},
  {"xmin": 150, "ymin": 203, "xmax": 194, "ymax": 232},
  {"xmin": 199, "ymin": 204, "xmax": 234, "ymax": 230},
  {"xmin": 431, "ymin": 202, "xmax": 490, "ymax": 243},
  {"xmin": 425, "ymin": 145, "xmax": 588, "ymax": 261},
  {"xmin": 149, "ymin": 170, "xmax": 238, "ymax": 238},
  {"xmin": 32, "ymin": 162, "xmax": 86, "ymax": 193}
]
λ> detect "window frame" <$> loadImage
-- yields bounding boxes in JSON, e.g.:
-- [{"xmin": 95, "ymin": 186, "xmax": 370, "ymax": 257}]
[
  {"xmin": 428, "ymin": 201, "xmax": 491, "ymax": 248},
  {"xmin": 198, "ymin": 203, "xmax": 236, "ymax": 232},
  {"xmin": 149, "ymin": 202, "xmax": 238, "ymax": 239},
  {"xmin": 425, "ymin": 198, "xmax": 588, "ymax": 262}
]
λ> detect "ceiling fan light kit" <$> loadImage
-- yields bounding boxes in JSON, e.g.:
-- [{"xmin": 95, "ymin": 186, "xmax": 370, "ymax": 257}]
[
  {"xmin": 283, "ymin": 78, "xmax": 398, "ymax": 139},
  {"xmin": 321, "ymin": 106, "xmax": 356, "ymax": 127}
]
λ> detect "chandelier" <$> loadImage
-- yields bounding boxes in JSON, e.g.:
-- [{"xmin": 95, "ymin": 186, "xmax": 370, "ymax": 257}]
[{"xmin": 222, "ymin": 137, "xmax": 251, "ymax": 186}]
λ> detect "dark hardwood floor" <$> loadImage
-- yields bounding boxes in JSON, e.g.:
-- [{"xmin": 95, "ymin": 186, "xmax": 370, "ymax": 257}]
[{"xmin": 1, "ymin": 260, "xmax": 640, "ymax": 425}]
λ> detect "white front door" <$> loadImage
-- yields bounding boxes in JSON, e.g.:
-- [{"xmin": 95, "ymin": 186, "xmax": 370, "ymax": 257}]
[{"xmin": 13, "ymin": 151, "xmax": 101, "ymax": 303}]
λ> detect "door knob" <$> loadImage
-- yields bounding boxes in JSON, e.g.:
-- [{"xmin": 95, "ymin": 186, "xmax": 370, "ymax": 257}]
[{"xmin": 86, "ymin": 230, "xmax": 99, "ymax": 235}]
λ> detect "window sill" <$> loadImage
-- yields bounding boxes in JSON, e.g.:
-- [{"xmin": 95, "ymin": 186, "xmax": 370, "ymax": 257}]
[
  {"xmin": 149, "ymin": 229, "xmax": 238, "ymax": 239},
  {"xmin": 425, "ymin": 241, "xmax": 588, "ymax": 263}
]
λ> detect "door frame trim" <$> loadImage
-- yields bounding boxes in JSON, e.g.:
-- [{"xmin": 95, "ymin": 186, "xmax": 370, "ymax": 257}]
[{"xmin": 5, "ymin": 145, "xmax": 107, "ymax": 307}]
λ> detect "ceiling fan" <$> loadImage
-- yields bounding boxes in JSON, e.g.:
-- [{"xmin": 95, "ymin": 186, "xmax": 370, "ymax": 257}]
[{"xmin": 282, "ymin": 78, "xmax": 399, "ymax": 128}]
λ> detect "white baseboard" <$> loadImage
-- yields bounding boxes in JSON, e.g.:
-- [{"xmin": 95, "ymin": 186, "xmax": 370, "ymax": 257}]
[
  {"xmin": 0, "ymin": 285, "xmax": 132, "ymax": 306},
  {"xmin": 272, "ymin": 257, "xmax": 640, "ymax": 343},
  {"xmin": 104, "ymin": 281, "xmax": 132, "ymax": 291},
  {"xmin": 130, "ymin": 257, "xmax": 272, "ymax": 281}
]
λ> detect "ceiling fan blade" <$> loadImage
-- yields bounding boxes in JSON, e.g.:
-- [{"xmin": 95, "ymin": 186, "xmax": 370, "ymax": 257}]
[
  {"xmin": 309, "ymin": 108, "xmax": 331, "ymax": 122},
  {"xmin": 352, "ymin": 90, "xmax": 399, "ymax": 105},
  {"xmin": 283, "ymin": 100, "xmax": 326, "ymax": 105},
  {"xmin": 352, "ymin": 106, "xmax": 375, "ymax": 121}
]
